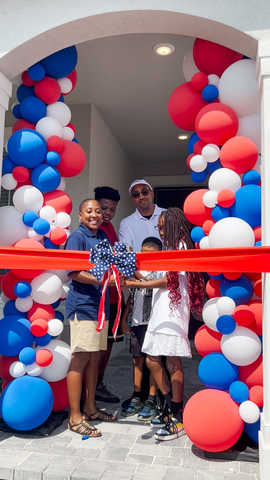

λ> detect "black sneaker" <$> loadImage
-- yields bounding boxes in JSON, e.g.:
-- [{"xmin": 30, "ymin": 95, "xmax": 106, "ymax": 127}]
[
  {"xmin": 95, "ymin": 383, "xmax": 120, "ymax": 403},
  {"xmin": 150, "ymin": 408, "xmax": 173, "ymax": 428}
]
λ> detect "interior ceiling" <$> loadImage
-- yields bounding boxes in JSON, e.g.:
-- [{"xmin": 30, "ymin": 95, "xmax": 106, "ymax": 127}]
[{"xmin": 10, "ymin": 33, "xmax": 197, "ymax": 175}]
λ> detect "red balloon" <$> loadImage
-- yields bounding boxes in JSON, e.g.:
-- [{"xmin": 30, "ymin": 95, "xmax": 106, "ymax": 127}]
[
  {"xmin": 246, "ymin": 300, "xmax": 262, "ymax": 336},
  {"xmin": 48, "ymin": 378, "xmax": 69, "ymax": 411},
  {"xmin": 50, "ymin": 228, "xmax": 67, "ymax": 245},
  {"xmin": 62, "ymin": 69, "xmax": 77, "ymax": 96},
  {"xmin": 183, "ymin": 390, "xmax": 243, "ymax": 452},
  {"xmin": 30, "ymin": 319, "xmax": 49, "ymax": 337},
  {"xmin": 1, "ymin": 272, "xmax": 22, "ymax": 300},
  {"xmin": 202, "ymin": 219, "xmax": 215, "ymax": 235},
  {"xmin": 10, "ymin": 239, "xmax": 45, "ymax": 279},
  {"xmin": 217, "ymin": 189, "xmax": 235, "ymax": 208},
  {"xmin": 195, "ymin": 103, "xmax": 239, "ymax": 146},
  {"xmin": 194, "ymin": 325, "xmax": 222, "ymax": 357},
  {"xmin": 0, "ymin": 355, "xmax": 19, "ymax": 382},
  {"xmin": 57, "ymin": 140, "xmax": 86, "ymax": 177},
  {"xmin": 27, "ymin": 303, "xmax": 55, "ymax": 323},
  {"xmin": 253, "ymin": 227, "xmax": 261, "ymax": 242},
  {"xmin": 168, "ymin": 82, "xmax": 208, "ymax": 131},
  {"xmin": 193, "ymin": 39, "xmax": 243, "ymax": 77},
  {"xmin": 223, "ymin": 272, "xmax": 242, "ymax": 280},
  {"xmin": 249, "ymin": 385, "xmax": 263, "ymax": 408},
  {"xmin": 183, "ymin": 189, "xmax": 213, "ymax": 226},
  {"xmin": 245, "ymin": 272, "xmax": 262, "ymax": 282},
  {"xmin": 193, "ymin": 140, "xmax": 207, "ymax": 155},
  {"xmin": 239, "ymin": 355, "xmax": 262, "ymax": 388},
  {"xmin": 67, "ymin": 122, "xmax": 76, "ymax": 134},
  {"xmin": 47, "ymin": 135, "xmax": 64, "ymax": 152},
  {"xmin": 43, "ymin": 190, "xmax": 72, "ymax": 214},
  {"xmin": 12, "ymin": 166, "xmax": 30, "ymax": 182},
  {"xmin": 0, "ymin": 273, "xmax": 5, "ymax": 289},
  {"xmin": 206, "ymin": 278, "xmax": 221, "ymax": 298},
  {"xmin": 2, "ymin": 380, "xmax": 11, "ymax": 391},
  {"xmin": 21, "ymin": 71, "xmax": 36, "ymax": 87},
  {"xmin": 233, "ymin": 305, "xmax": 255, "ymax": 326},
  {"xmin": 191, "ymin": 72, "xmax": 208, "ymax": 92},
  {"xmin": 36, "ymin": 349, "xmax": 53, "ymax": 367},
  {"xmin": 12, "ymin": 119, "xmax": 36, "ymax": 134},
  {"xmin": 253, "ymin": 279, "xmax": 262, "ymax": 298},
  {"xmin": 187, "ymin": 153, "xmax": 194, "ymax": 168},
  {"xmin": 34, "ymin": 76, "xmax": 61, "ymax": 105},
  {"xmin": 220, "ymin": 136, "xmax": 258, "ymax": 174}
]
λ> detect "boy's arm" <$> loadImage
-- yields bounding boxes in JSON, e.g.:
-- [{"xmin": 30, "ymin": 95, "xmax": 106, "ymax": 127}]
[
  {"xmin": 125, "ymin": 275, "xmax": 167, "ymax": 289},
  {"xmin": 120, "ymin": 294, "xmax": 131, "ymax": 335},
  {"xmin": 134, "ymin": 271, "xmax": 150, "ymax": 281}
]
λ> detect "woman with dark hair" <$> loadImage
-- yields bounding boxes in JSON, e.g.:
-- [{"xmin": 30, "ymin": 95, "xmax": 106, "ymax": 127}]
[{"xmin": 125, "ymin": 207, "xmax": 205, "ymax": 441}]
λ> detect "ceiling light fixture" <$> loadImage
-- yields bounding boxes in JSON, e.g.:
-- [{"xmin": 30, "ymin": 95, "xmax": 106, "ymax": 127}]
[
  {"xmin": 177, "ymin": 134, "xmax": 190, "ymax": 140},
  {"xmin": 153, "ymin": 43, "xmax": 175, "ymax": 56}
]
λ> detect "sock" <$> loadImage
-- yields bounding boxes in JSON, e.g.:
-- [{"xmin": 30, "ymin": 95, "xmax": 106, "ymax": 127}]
[
  {"xmin": 148, "ymin": 394, "xmax": 157, "ymax": 404},
  {"xmin": 97, "ymin": 373, "xmax": 104, "ymax": 387},
  {"xmin": 172, "ymin": 401, "xmax": 183, "ymax": 422},
  {"xmin": 133, "ymin": 391, "xmax": 143, "ymax": 400},
  {"xmin": 164, "ymin": 392, "xmax": 172, "ymax": 410}
]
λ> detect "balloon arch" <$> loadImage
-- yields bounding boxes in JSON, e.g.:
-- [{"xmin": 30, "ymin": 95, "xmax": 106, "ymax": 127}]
[{"xmin": 0, "ymin": 39, "xmax": 263, "ymax": 449}]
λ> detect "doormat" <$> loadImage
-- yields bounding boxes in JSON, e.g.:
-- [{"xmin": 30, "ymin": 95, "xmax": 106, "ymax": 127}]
[
  {"xmin": 204, "ymin": 430, "xmax": 259, "ymax": 463},
  {"xmin": 0, "ymin": 410, "xmax": 68, "ymax": 436}
]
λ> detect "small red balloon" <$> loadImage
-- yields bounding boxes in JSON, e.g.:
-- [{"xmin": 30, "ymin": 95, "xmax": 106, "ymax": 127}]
[
  {"xmin": 187, "ymin": 153, "xmax": 194, "ymax": 168},
  {"xmin": 194, "ymin": 325, "xmax": 222, "ymax": 357},
  {"xmin": 47, "ymin": 135, "xmax": 64, "ymax": 153},
  {"xmin": 57, "ymin": 140, "xmax": 86, "ymax": 177},
  {"xmin": 193, "ymin": 140, "xmax": 207, "ymax": 155},
  {"xmin": 36, "ymin": 349, "xmax": 53, "ymax": 367},
  {"xmin": 43, "ymin": 190, "xmax": 72, "ymax": 214},
  {"xmin": 239, "ymin": 355, "xmax": 262, "ymax": 388},
  {"xmin": 195, "ymin": 103, "xmax": 239, "ymax": 146},
  {"xmin": 48, "ymin": 378, "xmax": 69, "ymax": 411},
  {"xmin": 246, "ymin": 300, "xmax": 262, "ymax": 336},
  {"xmin": 206, "ymin": 278, "xmax": 221, "ymax": 298},
  {"xmin": 67, "ymin": 122, "xmax": 76, "ymax": 134},
  {"xmin": 12, "ymin": 166, "xmax": 30, "ymax": 182},
  {"xmin": 12, "ymin": 119, "xmax": 36, "ymax": 133},
  {"xmin": 34, "ymin": 77, "xmax": 61, "ymax": 104},
  {"xmin": 168, "ymin": 82, "xmax": 208, "ymax": 131},
  {"xmin": 233, "ymin": 305, "xmax": 255, "ymax": 326},
  {"xmin": 253, "ymin": 227, "xmax": 261, "ymax": 242},
  {"xmin": 27, "ymin": 303, "xmax": 55, "ymax": 323},
  {"xmin": 30, "ymin": 319, "xmax": 49, "ymax": 337},
  {"xmin": 217, "ymin": 189, "xmax": 235, "ymax": 208},
  {"xmin": 191, "ymin": 72, "xmax": 209, "ymax": 92},
  {"xmin": 193, "ymin": 39, "xmax": 243, "ymax": 77},
  {"xmin": 253, "ymin": 279, "xmax": 262, "ymax": 298},
  {"xmin": 183, "ymin": 189, "xmax": 213, "ymax": 226},
  {"xmin": 223, "ymin": 272, "xmax": 242, "ymax": 280},
  {"xmin": 220, "ymin": 136, "xmax": 258, "ymax": 174},
  {"xmin": 50, "ymin": 228, "xmax": 67, "ymax": 245},
  {"xmin": 202, "ymin": 219, "xmax": 215, "ymax": 235},
  {"xmin": 249, "ymin": 385, "xmax": 263, "ymax": 408},
  {"xmin": 21, "ymin": 71, "xmax": 36, "ymax": 87},
  {"xmin": 245, "ymin": 272, "xmax": 262, "ymax": 282}
]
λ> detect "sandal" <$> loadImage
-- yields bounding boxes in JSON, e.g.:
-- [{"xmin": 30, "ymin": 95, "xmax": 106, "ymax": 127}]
[
  {"xmin": 83, "ymin": 409, "xmax": 117, "ymax": 422},
  {"xmin": 68, "ymin": 419, "xmax": 102, "ymax": 437}
]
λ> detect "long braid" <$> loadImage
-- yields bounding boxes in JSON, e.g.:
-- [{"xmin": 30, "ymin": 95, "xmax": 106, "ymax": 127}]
[{"xmin": 162, "ymin": 208, "xmax": 205, "ymax": 316}]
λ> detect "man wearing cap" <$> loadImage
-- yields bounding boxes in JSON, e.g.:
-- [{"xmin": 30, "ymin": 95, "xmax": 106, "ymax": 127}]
[{"xmin": 119, "ymin": 179, "xmax": 165, "ymax": 252}]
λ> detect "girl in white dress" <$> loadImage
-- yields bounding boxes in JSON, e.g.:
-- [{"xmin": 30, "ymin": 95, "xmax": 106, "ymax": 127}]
[{"xmin": 126, "ymin": 208, "xmax": 204, "ymax": 441}]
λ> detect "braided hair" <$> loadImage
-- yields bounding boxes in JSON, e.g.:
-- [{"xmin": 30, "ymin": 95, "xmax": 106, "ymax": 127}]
[{"xmin": 161, "ymin": 207, "xmax": 205, "ymax": 317}]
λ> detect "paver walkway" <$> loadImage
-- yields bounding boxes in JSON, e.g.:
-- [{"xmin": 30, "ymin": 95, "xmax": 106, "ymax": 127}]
[{"xmin": 0, "ymin": 348, "xmax": 260, "ymax": 480}]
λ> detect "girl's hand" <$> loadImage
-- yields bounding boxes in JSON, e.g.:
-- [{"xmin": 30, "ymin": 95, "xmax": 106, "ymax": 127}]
[{"xmin": 120, "ymin": 321, "xmax": 131, "ymax": 335}]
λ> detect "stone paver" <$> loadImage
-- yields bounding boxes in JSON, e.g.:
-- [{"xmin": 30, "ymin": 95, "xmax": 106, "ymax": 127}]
[{"xmin": 0, "ymin": 347, "xmax": 260, "ymax": 479}]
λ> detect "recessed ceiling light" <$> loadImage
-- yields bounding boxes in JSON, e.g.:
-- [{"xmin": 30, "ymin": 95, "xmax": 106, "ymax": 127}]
[
  {"xmin": 153, "ymin": 43, "xmax": 175, "ymax": 56},
  {"xmin": 177, "ymin": 134, "xmax": 190, "ymax": 140}
]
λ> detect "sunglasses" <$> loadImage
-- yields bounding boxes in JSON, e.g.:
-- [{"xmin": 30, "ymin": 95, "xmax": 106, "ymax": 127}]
[{"xmin": 131, "ymin": 188, "xmax": 151, "ymax": 199}]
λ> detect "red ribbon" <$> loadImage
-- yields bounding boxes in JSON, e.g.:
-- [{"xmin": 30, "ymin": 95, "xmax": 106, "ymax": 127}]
[{"xmin": 95, "ymin": 265, "xmax": 122, "ymax": 339}]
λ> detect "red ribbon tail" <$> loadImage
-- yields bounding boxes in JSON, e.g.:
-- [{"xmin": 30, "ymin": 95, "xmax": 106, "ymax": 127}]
[
  {"xmin": 96, "ymin": 268, "xmax": 111, "ymax": 332},
  {"xmin": 111, "ymin": 266, "xmax": 122, "ymax": 340}
]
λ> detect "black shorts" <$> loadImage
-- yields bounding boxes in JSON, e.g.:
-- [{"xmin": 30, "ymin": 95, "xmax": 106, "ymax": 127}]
[
  {"xmin": 107, "ymin": 301, "xmax": 125, "ymax": 343},
  {"xmin": 130, "ymin": 324, "xmax": 148, "ymax": 357}
]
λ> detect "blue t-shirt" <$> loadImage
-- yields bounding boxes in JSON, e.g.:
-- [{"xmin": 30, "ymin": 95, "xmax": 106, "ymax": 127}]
[{"xmin": 65, "ymin": 224, "xmax": 110, "ymax": 321}]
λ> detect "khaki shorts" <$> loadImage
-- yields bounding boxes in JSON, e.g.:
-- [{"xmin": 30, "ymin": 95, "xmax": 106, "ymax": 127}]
[{"xmin": 69, "ymin": 313, "xmax": 109, "ymax": 353}]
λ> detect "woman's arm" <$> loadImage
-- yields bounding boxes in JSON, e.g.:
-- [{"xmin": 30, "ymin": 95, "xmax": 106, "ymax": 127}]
[
  {"xmin": 125, "ymin": 275, "xmax": 167, "ymax": 289},
  {"xmin": 120, "ymin": 295, "xmax": 132, "ymax": 335},
  {"xmin": 68, "ymin": 270, "xmax": 119, "ymax": 287}
]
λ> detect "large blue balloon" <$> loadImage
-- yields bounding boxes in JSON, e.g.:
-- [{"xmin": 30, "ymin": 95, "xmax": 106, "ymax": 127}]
[
  {"xmin": 220, "ymin": 275, "xmax": 253, "ymax": 306},
  {"xmin": 229, "ymin": 381, "xmax": 249, "ymax": 403},
  {"xmin": 16, "ymin": 84, "xmax": 35, "ymax": 103},
  {"xmin": 20, "ymin": 96, "xmax": 47, "ymax": 124},
  {"xmin": 0, "ymin": 376, "xmax": 53, "ymax": 431},
  {"xmin": 40, "ymin": 46, "xmax": 78, "ymax": 79},
  {"xmin": 7, "ymin": 129, "xmax": 47, "ymax": 168},
  {"xmin": 230, "ymin": 185, "xmax": 261, "ymax": 228},
  {"xmin": 2, "ymin": 155, "xmax": 16, "ymax": 174},
  {"xmin": 198, "ymin": 352, "xmax": 239, "ymax": 390},
  {"xmin": 3, "ymin": 300, "xmax": 27, "ymax": 318},
  {"xmin": 211, "ymin": 205, "xmax": 230, "ymax": 222},
  {"xmin": 0, "ymin": 315, "xmax": 34, "ymax": 356},
  {"xmin": 31, "ymin": 164, "xmax": 61, "ymax": 193}
]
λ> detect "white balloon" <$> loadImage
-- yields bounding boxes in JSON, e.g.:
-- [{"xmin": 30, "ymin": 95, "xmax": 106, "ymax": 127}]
[
  {"xmin": 1, "ymin": 174, "xmax": 17, "ymax": 190},
  {"xmin": 0, "ymin": 206, "xmax": 29, "ymax": 246},
  {"xmin": 221, "ymin": 326, "xmax": 261, "ymax": 366},
  {"xmin": 62, "ymin": 126, "xmax": 74, "ymax": 141},
  {"xmin": 44, "ymin": 224, "xmax": 57, "ymax": 237},
  {"xmin": 25, "ymin": 362, "xmax": 43, "ymax": 377},
  {"xmin": 190, "ymin": 154, "xmax": 207, "ymax": 173},
  {"xmin": 202, "ymin": 297, "xmax": 220, "ymax": 332},
  {"xmin": 36, "ymin": 116, "xmax": 63, "ymax": 141},
  {"xmin": 47, "ymin": 269, "xmax": 70, "ymax": 283},
  {"xmin": 217, "ymin": 296, "xmax": 236, "ymax": 316},
  {"xmin": 9, "ymin": 361, "xmax": 26, "ymax": 378},
  {"xmin": 57, "ymin": 77, "xmax": 72, "ymax": 94},
  {"xmin": 219, "ymin": 60, "xmax": 261, "ymax": 117},
  {"xmin": 56, "ymin": 177, "xmax": 66, "ymax": 191},
  {"xmin": 208, "ymin": 217, "xmax": 255, "ymax": 248},
  {"xmin": 203, "ymin": 190, "xmax": 218, "ymax": 208},
  {"xmin": 28, "ymin": 229, "xmax": 43, "ymax": 241},
  {"xmin": 199, "ymin": 236, "xmax": 210, "ymax": 249},
  {"xmin": 39, "ymin": 206, "xmax": 57, "ymax": 223},
  {"xmin": 1, "ymin": 292, "xmax": 9, "ymax": 303},
  {"xmin": 55, "ymin": 212, "xmax": 71, "ymax": 229},
  {"xmin": 208, "ymin": 74, "xmax": 220, "ymax": 87},
  {"xmin": 202, "ymin": 144, "xmax": 220, "ymax": 163},
  {"xmin": 209, "ymin": 168, "xmax": 242, "ymax": 194},
  {"xmin": 239, "ymin": 401, "xmax": 260, "ymax": 424},
  {"xmin": 182, "ymin": 48, "xmax": 200, "ymax": 81},
  {"xmin": 237, "ymin": 112, "xmax": 261, "ymax": 153},
  {"xmin": 47, "ymin": 319, "xmax": 64, "ymax": 336},
  {"xmin": 61, "ymin": 283, "xmax": 70, "ymax": 299},
  {"xmin": 31, "ymin": 272, "xmax": 63, "ymax": 305},
  {"xmin": 36, "ymin": 339, "xmax": 71, "ymax": 382},
  {"xmin": 13, "ymin": 186, "xmax": 44, "ymax": 213},
  {"xmin": 46, "ymin": 102, "xmax": 71, "ymax": 127},
  {"xmin": 15, "ymin": 296, "xmax": 33, "ymax": 312}
]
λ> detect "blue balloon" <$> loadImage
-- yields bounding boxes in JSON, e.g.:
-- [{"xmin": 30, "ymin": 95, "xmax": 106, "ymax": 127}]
[
  {"xmin": 206, "ymin": 159, "xmax": 222, "ymax": 174},
  {"xmin": 34, "ymin": 333, "xmax": 51, "ymax": 346},
  {"xmin": 0, "ymin": 376, "xmax": 53, "ymax": 431},
  {"xmin": 229, "ymin": 381, "xmax": 249, "ymax": 403},
  {"xmin": 255, "ymin": 241, "xmax": 262, "ymax": 246},
  {"xmin": 191, "ymin": 170, "xmax": 207, "ymax": 184},
  {"xmin": 12, "ymin": 104, "xmax": 22, "ymax": 120},
  {"xmin": 2, "ymin": 155, "xmax": 16, "ymax": 174},
  {"xmin": 72, "ymin": 137, "xmax": 79, "ymax": 144},
  {"xmin": 22, "ymin": 210, "xmax": 39, "ymax": 227},
  {"xmin": 3, "ymin": 300, "xmax": 27, "ymax": 318},
  {"xmin": 188, "ymin": 132, "xmax": 200, "ymax": 154},
  {"xmin": 0, "ymin": 316, "xmax": 34, "ymax": 356},
  {"xmin": 242, "ymin": 170, "xmax": 261, "ymax": 186},
  {"xmin": 51, "ymin": 299, "xmax": 61, "ymax": 309},
  {"xmin": 244, "ymin": 416, "xmax": 260, "ymax": 444},
  {"xmin": 19, "ymin": 347, "xmax": 36, "ymax": 365},
  {"xmin": 207, "ymin": 273, "xmax": 225, "ymax": 281},
  {"xmin": 28, "ymin": 63, "xmax": 45, "ymax": 81},
  {"xmin": 32, "ymin": 218, "xmax": 50, "ymax": 236},
  {"xmin": 216, "ymin": 315, "xmax": 236, "ymax": 335},
  {"xmin": 54, "ymin": 310, "xmax": 64, "ymax": 322},
  {"xmin": 198, "ymin": 352, "xmax": 239, "ymax": 390},
  {"xmin": 14, "ymin": 281, "xmax": 32, "ymax": 299},
  {"xmin": 58, "ymin": 94, "xmax": 65, "ymax": 103},
  {"xmin": 40, "ymin": 46, "xmax": 78, "ymax": 79},
  {"xmin": 46, "ymin": 151, "xmax": 60, "ymax": 166},
  {"xmin": 211, "ymin": 205, "xmax": 230, "ymax": 222},
  {"xmin": 44, "ymin": 238, "xmax": 60, "ymax": 250},
  {"xmin": 20, "ymin": 96, "xmax": 47, "ymax": 124},
  {"xmin": 8, "ymin": 129, "xmax": 47, "ymax": 168},
  {"xmin": 230, "ymin": 185, "xmax": 261, "ymax": 228},
  {"xmin": 191, "ymin": 226, "xmax": 205, "ymax": 243},
  {"xmin": 202, "ymin": 84, "xmax": 219, "ymax": 102},
  {"xmin": 31, "ymin": 164, "xmax": 61, "ymax": 192},
  {"xmin": 220, "ymin": 275, "xmax": 254, "ymax": 306},
  {"xmin": 16, "ymin": 84, "xmax": 35, "ymax": 103}
]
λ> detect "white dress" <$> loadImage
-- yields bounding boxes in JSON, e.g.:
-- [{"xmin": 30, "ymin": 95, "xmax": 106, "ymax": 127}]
[{"xmin": 141, "ymin": 271, "xmax": 191, "ymax": 358}]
